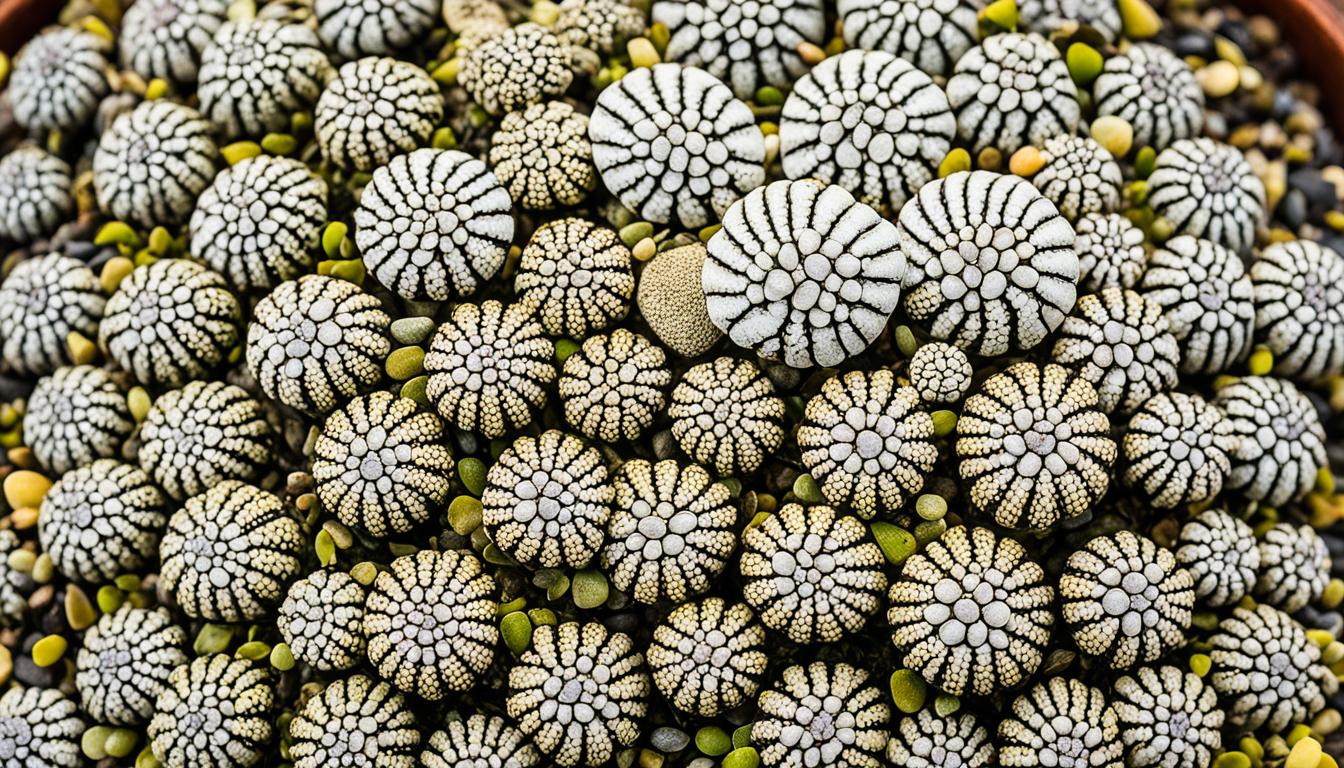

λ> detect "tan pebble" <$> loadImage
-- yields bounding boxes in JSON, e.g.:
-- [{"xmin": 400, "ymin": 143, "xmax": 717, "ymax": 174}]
[
  {"xmin": 798, "ymin": 42, "xmax": 826, "ymax": 64},
  {"xmin": 5, "ymin": 549, "xmax": 33, "ymax": 573},
  {"xmin": 1199, "ymin": 60, "xmax": 1240, "ymax": 98},
  {"xmin": 3, "ymin": 471, "xmax": 50, "ymax": 510},
  {"xmin": 0, "ymin": 645, "xmax": 11, "ymax": 686},
  {"xmin": 31, "ymin": 553, "xmax": 53, "ymax": 584},
  {"xmin": 1239, "ymin": 65, "xmax": 1263, "ymax": 91},
  {"xmin": 632, "ymin": 238, "xmax": 657, "ymax": 262},
  {"xmin": 1091, "ymin": 116, "xmax": 1134, "ymax": 158},
  {"xmin": 1008, "ymin": 146, "xmax": 1045, "ymax": 177},
  {"xmin": 5, "ymin": 448, "xmax": 34, "ymax": 470},
  {"xmin": 64, "ymin": 586, "xmax": 96, "ymax": 631},
  {"xmin": 628, "ymin": 37, "xmax": 660, "ymax": 68},
  {"xmin": 9, "ymin": 508, "xmax": 37, "ymax": 530}
]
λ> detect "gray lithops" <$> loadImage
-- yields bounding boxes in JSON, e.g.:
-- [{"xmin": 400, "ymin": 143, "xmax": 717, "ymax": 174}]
[
  {"xmin": 76, "ymin": 605, "xmax": 188, "ymax": 726},
  {"xmin": 704, "ymin": 179, "xmax": 904, "ymax": 368},
  {"xmin": 138, "ymin": 381, "xmax": 274, "ymax": 501},
  {"xmin": 898, "ymin": 171, "xmax": 1077, "ymax": 357},
  {"xmin": 636, "ymin": 243, "xmax": 722, "ymax": 357},
  {"xmin": 646, "ymin": 598, "xmax": 767, "ymax": 717},
  {"xmin": 998, "ymin": 678, "xmax": 1122, "ymax": 768},
  {"xmin": 0, "ymin": 687, "xmax": 84, "ymax": 768},
  {"xmin": 589, "ymin": 64, "xmax": 764, "ymax": 228},
  {"xmin": 1251, "ymin": 239, "xmax": 1344, "ymax": 380},
  {"xmin": 668, "ymin": 356, "xmax": 785, "ymax": 476},
  {"xmin": 1113, "ymin": 666, "xmax": 1223, "ymax": 768},
  {"xmin": 1052, "ymin": 288, "xmax": 1180, "ymax": 415},
  {"xmin": 1031, "ymin": 135, "xmax": 1124, "ymax": 221},
  {"xmin": 908, "ymin": 342, "xmax": 973, "ymax": 404},
  {"xmin": 247, "ymin": 275, "xmax": 392, "ymax": 413},
  {"xmin": 289, "ymin": 675, "xmax": 420, "ymax": 768},
  {"xmin": 603, "ymin": 459, "xmax": 736, "ymax": 604},
  {"xmin": 1210, "ymin": 604, "xmax": 1336, "ymax": 732},
  {"xmin": 652, "ymin": 0, "xmax": 825, "ymax": 100},
  {"xmin": 354, "ymin": 148, "xmax": 514, "ymax": 301},
  {"xmin": 1146, "ymin": 138, "xmax": 1265, "ymax": 253},
  {"xmin": 1018, "ymin": 0, "xmax": 1121, "ymax": 41},
  {"xmin": 1074, "ymin": 212, "xmax": 1146, "ymax": 293},
  {"xmin": 100, "ymin": 259, "xmax": 242, "ymax": 389},
  {"xmin": 278, "ymin": 569, "xmax": 366, "ymax": 672},
  {"xmin": 459, "ymin": 23, "xmax": 574, "ymax": 116},
  {"xmin": 514, "ymin": 218, "xmax": 632, "ymax": 337},
  {"xmin": 751, "ymin": 662, "xmax": 890, "ymax": 768},
  {"xmin": 190, "ymin": 156, "xmax": 327, "ymax": 292},
  {"xmin": 945, "ymin": 34, "xmax": 1080, "ymax": 154},
  {"xmin": 1214, "ymin": 376, "xmax": 1326, "ymax": 507},
  {"xmin": 1060, "ymin": 531, "xmax": 1194, "ymax": 670},
  {"xmin": 1140, "ymin": 236, "xmax": 1254, "ymax": 375},
  {"xmin": 0, "ymin": 146, "xmax": 72, "ymax": 245},
  {"xmin": 798, "ymin": 370, "xmax": 937, "ymax": 518},
  {"xmin": 1175, "ymin": 508, "xmax": 1259, "ymax": 608},
  {"xmin": 837, "ymin": 0, "xmax": 980, "ymax": 77},
  {"xmin": 197, "ymin": 20, "xmax": 330, "ymax": 139},
  {"xmin": 887, "ymin": 710, "xmax": 995, "ymax": 768},
  {"xmin": 559, "ymin": 329, "xmax": 671, "ymax": 443},
  {"xmin": 0, "ymin": 532, "xmax": 27, "ymax": 627},
  {"xmin": 555, "ymin": 0, "xmax": 645, "ymax": 54},
  {"xmin": 739, "ymin": 503, "xmax": 887, "ymax": 644},
  {"xmin": 1256, "ymin": 523, "xmax": 1330, "ymax": 613},
  {"xmin": 1094, "ymin": 43, "xmax": 1204, "ymax": 151},
  {"xmin": 780, "ymin": 49, "xmax": 955, "ymax": 214},
  {"xmin": 490, "ymin": 101, "xmax": 596, "ymax": 210},
  {"xmin": 421, "ymin": 714, "xmax": 541, "ymax": 768},
  {"xmin": 1123, "ymin": 392, "xmax": 1236, "ymax": 509},
  {"xmin": 0, "ymin": 252, "xmax": 104, "ymax": 377},
  {"xmin": 424, "ymin": 300, "xmax": 556, "ymax": 439},
  {"xmin": 24, "ymin": 365, "xmax": 132, "ymax": 474},
  {"xmin": 316, "ymin": 57, "xmax": 444, "ymax": 173},
  {"xmin": 507, "ymin": 621, "xmax": 650, "ymax": 768},
  {"xmin": 93, "ymin": 100, "xmax": 220, "ymax": 228},
  {"xmin": 120, "ymin": 0, "xmax": 227, "ymax": 86},
  {"xmin": 957, "ymin": 362, "xmax": 1116, "ymax": 530},
  {"xmin": 9, "ymin": 27, "xmax": 109, "ymax": 134},
  {"xmin": 315, "ymin": 0, "xmax": 439, "ymax": 61},
  {"xmin": 39, "ymin": 459, "xmax": 167, "ymax": 583},
  {"xmin": 159, "ymin": 481, "xmax": 304, "ymax": 622},
  {"xmin": 888, "ymin": 526, "xmax": 1055, "ymax": 697},
  {"xmin": 482, "ymin": 430, "xmax": 613, "ymax": 569},
  {"xmin": 363, "ymin": 549, "xmax": 498, "ymax": 700},
  {"xmin": 148, "ymin": 655, "xmax": 274, "ymax": 768},
  {"xmin": 312, "ymin": 391, "xmax": 453, "ymax": 538}
]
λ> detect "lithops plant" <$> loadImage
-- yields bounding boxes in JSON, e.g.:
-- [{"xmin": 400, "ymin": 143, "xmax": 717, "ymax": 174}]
[
  {"xmin": 1209, "ymin": 604, "xmax": 1336, "ymax": 733},
  {"xmin": 148, "ymin": 655, "xmax": 274, "ymax": 768},
  {"xmin": 559, "ymin": 329, "xmax": 671, "ymax": 443},
  {"xmin": 513, "ymin": 218, "xmax": 632, "ymax": 337},
  {"xmin": 315, "ymin": 0, "xmax": 439, "ymax": 60},
  {"xmin": 0, "ymin": 252, "xmax": 104, "ymax": 377},
  {"xmin": 1175, "ymin": 508, "xmax": 1259, "ymax": 608},
  {"xmin": 837, "ymin": 0, "xmax": 980, "ymax": 77},
  {"xmin": 554, "ymin": 0, "xmax": 644, "ymax": 54},
  {"xmin": 8, "ymin": 26, "xmax": 110, "ymax": 134},
  {"xmin": 636, "ymin": 243, "xmax": 723, "ymax": 357},
  {"xmin": 646, "ymin": 598, "xmax": 768, "ymax": 717},
  {"xmin": 1146, "ymin": 138, "xmax": 1266, "ymax": 253},
  {"xmin": 1074, "ymin": 212, "xmax": 1147, "ymax": 293},
  {"xmin": 1051, "ymin": 288, "xmax": 1181, "ymax": 415},
  {"xmin": 1122, "ymin": 392, "xmax": 1237, "ymax": 509},
  {"xmin": 1255, "ymin": 523, "xmax": 1331, "ymax": 613},
  {"xmin": 0, "ymin": 146, "xmax": 74, "ymax": 245},
  {"xmin": 1030, "ymin": 135, "xmax": 1124, "ymax": 221},
  {"xmin": 1214, "ymin": 375, "xmax": 1327, "ymax": 507},
  {"xmin": 668, "ymin": 356, "xmax": 786, "ymax": 476},
  {"xmin": 197, "ymin": 20, "xmax": 331, "ymax": 139},
  {"xmin": 1018, "ymin": 0, "xmax": 1121, "ymax": 40},
  {"xmin": 288, "ymin": 675, "xmax": 420, "ymax": 768},
  {"xmin": 1251, "ymin": 239, "xmax": 1344, "ymax": 381},
  {"xmin": 0, "ymin": 687, "xmax": 84, "ymax": 768},
  {"xmin": 315, "ymin": 57, "xmax": 445, "ymax": 174},
  {"xmin": 93, "ymin": 100, "xmax": 220, "ymax": 229},
  {"xmin": 887, "ymin": 709, "xmax": 995, "ymax": 768},
  {"xmin": 751, "ymin": 662, "xmax": 890, "ymax": 768},
  {"xmin": 1139, "ymin": 235, "xmax": 1255, "ymax": 375},
  {"xmin": 38, "ymin": 460, "xmax": 167, "ymax": 583},
  {"xmin": 119, "ymin": 0, "xmax": 228, "ymax": 86},
  {"xmin": 278, "ymin": 569, "xmax": 367, "ymax": 672},
  {"xmin": 907, "ymin": 342, "xmax": 974, "ymax": 404},
  {"xmin": 1112, "ymin": 666, "xmax": 1223, "ymax": 768},
  {"xmin": 24, "ymin": 365, "xmax": 133, "ymax": 475},
  {"xmin": 1093, "ymin": 43, "xmax": 1204, "ymax": 151},
  {"xmin": 998, "ymin": 678, "xmax": 1122, "ymax": 768},
  {"xmin": 945, "ymin": 33, "xmax": 1080, "ymax": 154},
  {"xmin": 76, "ymin": 606, "xmax": 188, "ymax": 726},
  {"xmin": 421, "ymin": 713, "xmax": 541, "ymax": 768},
  {"xmin": 459, "ymin": 23, "xmax": 574, "ymax": 116},
  {"xmin": 490, "ymin": 101, "xmax": 597, "ymax": 210}
]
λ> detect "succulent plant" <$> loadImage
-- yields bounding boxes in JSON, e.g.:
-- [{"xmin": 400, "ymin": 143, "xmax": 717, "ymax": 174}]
[
  {"xmin": 1093, "ymin": 43, "xmax": 1204, "ymax": 151},
  {"xmin": 1018, "ymin": 0, "xmax": 1121, "ymax": 41},
  {"xmin": 39, "ymin": 459, "xmax": 167, "ymax": 583},
  {"xmin": 1256, "ymin": 522, "xmax": 1331, "ymax": 613},
  {"xmin": 1073, "ymin": 212, "xmax": 1146, "ymax": 293},
  {"xmin": 288, "ymin": 675, "xmax": 421, "ymax": 768},
  {"xmin": 908, "ymin": 342, "xmax": 973, "ymax": 404},
  {"xmin": 559, "ymin": 329, "xmax": 671, "ymax": 443},
  {"xmin": 1113, "ymin": 666, "xmax": 1223, "ymax": 768},
  {"xmin": 314, "ymin": 0, "xmax": 439, "ymax": 61},
  {"xmin": 76, "ymin": 605, "xmax": 188, "ymax": 726},
  {"xmin": 945, "ymin": 34, "xmax": 1080, "ymax": 154},
  {"xmin": 421, "ymin": 713, "xmax": 541, "ymax": 768},
  {"xmin": 1139, "ymin": 235, "xmax": 1255, "ymax": 375},
  {"xmin": 1175, "ymin": 508, "xmax": 1259, "ymax": 608},
  {"xmin": 0, "ymin": 687, "xmax": 84, "ymax": 768},
  {"xmin": 1214, "ymin": 375, "xmax": 1326, "ymax": 507},
  {"xmin": 1031, "ymin": 135, "xmax": 1124, "ymax": 221},
  {"xmin": 197, "ymin": 20, "xmax": 331, "ymax": 139},
  {"xmin": 138, "ymin": 380, "xmax": 275, "ymax": 501},
  {"xmin": 315, "ymin": 56, "xmax": 444, "ymax": 174},
  {"xmin": 9, "ymin": 26, "xmax": 110, "ymax": 134},
  {"xmin": 998, "ymin": 677, "xmax": 1122, "ymax": 768},
  {"xmin": 514, "ymin": 218, "xmax": 632, "ymax": 337},
  {"xmin": 93, "ymin": 100, "xmax": 220, "ymax": 228},
  {"xmin": 24, "ymin": 365, "xmax": 132, "ymax": 475},
  {"xmin": 278, "ymin": 568, "xmax": 367, "ymax": 672},
  {"xmin": 0, "ymin": 532, "xmax": 27, "ymax": 628},
  {"xmin": 636, "ymin": 243, "xmax": 723, "ymax": 357},
  {"xmin": 148, "ymin": 655, "xmax": 274, "ymax": 768},
  {"xmin": 1052, "ymin": 288, "xmax": 1181, "ymax": 415},
  {"xmin": 668, "ymin": 356, "xmax": 785, "ymax": 476},
  {"xmin": 1123, "ymin": 391, "xmax": 1237, "ymax": 508},
  {"xmin": 0, "ymin": 252, "xmax": 104, "ymax": 377},
  {"xmin": 1209, "ymin": 604, "xmax": 1336, "ymax": 733},
  {"xmin": 554, "ymin": 0, "xmax": 644, "ymax": 54},
  {"xmin": 751, "ymin": 661, "xmax": 890, "ymax": 768},
  {"xmin": 887, "ymin": 709, "xmax": 995, "ymax": 768},
  {"xmin": 1146, "ymin": 138, "xmax": 1266, "ymax": 253},
  {"xmin": 0, "ymin": 146, "xmax": 74, "ymax": 245},
  {"xmin": 646, "ymin": 598, "xmax": 768, "ymax": 717},
  {"xmin": 490, "ymin": 101, "xmax": 597, "ymax": 210},
  {"xmin": 837, "ymin": 0, "xmax": 980, "ymax": 77},
  {"xmin": 1251, "ymin": 239, "xmax": 1344, "ymax": 380},
  {"xmin": 459, "ymin": 23, "xmax": 574, "ymax": 116}
]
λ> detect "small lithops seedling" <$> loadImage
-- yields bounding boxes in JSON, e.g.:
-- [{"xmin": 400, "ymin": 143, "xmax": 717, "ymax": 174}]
[
  {"xmin": 0, "ymin": 687, "xmax": 84, "ymax": 768},
  {"xmin": 1052, "ymin": 288, "xmax": 1181, "ymax": 415},
  {"xmin": 1209, "ymin": 604, "xmax": 1335, "ymax": 733},
  {"xmin": 1214, "ymin": 375, "xmax": 1327, "ymax": 507},
  {"xmin": 646, "ymin": 598, "xmax": 767, "ymax": 717},
  {"xmin": 459, "ymin": 23, "xmax": 574, "ymax": 116},
  {"xmin": 354, "ymin": 148, "xmax": 514, "ymax": 301},
  {"xmin": 888, "ymin": 526, "xmax": 1055, "ymax": 697},
  {"xmin": 1074, "ymin": 212, "xmax": 1147, "ymax": 293},
  {"xmin": 75, "ymin": 606, "xmax": 188, "ymax": 726},
  {"xmin": 589, "ymin": 64, "xmax": 764, "ymax": 228},
  {"xmin": 507, "ymin": 621, "xmax": 651, "ymax": 768},
  {"xmin": 1146, "ymin": 138, "xmax": 1266, "ymax": 253},
  {"xmin": 1251, "ymin": 239, "xmax": 1344, "ymax": 380},
  {"xmin": 289, "ymin": 675, "xmax": 420, "ymax": 768},
  {"xmin": 490, "ymin": 101, "xmax": 597, "ymax": 211},
  {"xmin": 316, "ymin": 57, "xmax": 445, "ymax": 174},
  {"xmin": 119, "ymin": 0, "xmax": 229, "ymax": 86},
  {"xmin": 24, "ymin": 365, "xmax": 133, "ymax": 475},
  {"xmin": 315, "ymin": 0, "xmax": 439, "ymax": 60},
  {"xmin": 780, "ymin": 49, "xmax": 955, "ymax": 214},
  {"xmin": 1175, "ymin": 508, "xmax": 1259, "ymax": 608},
  {"xmin": 751, "ymin": 662, "xmax": 890, "ymax": 768},
  {"xmin": 148, "ymin": 655, "xmax": 274, "ymax": 768},
  {"xmin": 0, "ymin": 252, "xmax": 105, "ymax": 377},
  {"xmin": 9, "ymin": 26, "xmax": 110, "ymax": 134},
  {"xmin": 837, "ymin": 0, "xmax": 980, "ymax": 77},
  {"xmin": 38, "ymin": 459, "xmax": 167, "ymax": 583},
  {"xmin": 1031, "ymin": 135, "xmax": 1124, "ymax": 221},
  {"xmin": 1018, "ymin": 0, "xmax": 1121, "ymax": 41},
  {"xmin": 138, "ymin": 380, "xmax": 274, "ymax": 501},
  {"xmin": 668, "ymin": 356, "xmax": 786, "ymax": 476},
  {"xmin": 513, "ymin": 218, "xmax": 632, "ymax": 337},
  {"xmin": 93, "ymin": 100, "xmax": 220, "ymax": 229},
  {"xmin": 0, "ymin": 145, "xmax": 73, "ymax": 245},
  {"xmin": 421, "ymin": 713, "xmax": 541, "ymax": 768},
  {"xmin": 278, "ymin": 569, "xmax": 367, "ymax": 672},
  {"xmin": 907, "ymin": 342, "xmax": 973, "ymax": 404},
  {"xmin": 888, "ymin": 710, "xmax": 996, "ymax": 768},
  {"xmin": 998, "ymin": 678, "xmax": 1122, "ymax": 768},
  {"xmin": 554, "ymin": 0, "xmax": 644, "ymax": 54},
  {"xmin": 190, "ymin": 155, "xmax": 327, "ymax": 292},
  {"xmin": 197, "ymin": 20, "xmax": 331, "ymax": 139},
  {"xmin": 636, "ymin": 243, "xmax": 723, "ymax": 358},
  {"xmin": 946, "ymin": 33, "xmax": 1080, "ymax": 154},
  {"xmin": 1256, "ymin": 523, "xmax": 1331, "ymax": 613},
  {"xmin": 703, "ymin": 179, "xmax": 904, "ymax": 368},
  {"xmin": 652, "ymin": 0, "xmax": 825, "ymax": 100},
  {"xmin": 1140, "ymin": 236, "xmax": 1255, "ymax": 375},
  {"xmin": 1112, "ymin": 666, "xmax": 1223, "ymax": 768},
  {"xmin": 559, "ymin": 329, "xmax": 672, "ymax": 443},
  {"xmin": 1123, "ymin": 391, "xmax": 1237, "ymax": 509},
  {"xmin": 1094, "ymin": 43, "xmax": 1204, "ymax": 151},
  {"xmin": 898, "ymin": 171, "xmax": 1077, "ymax": 357},
  {"xmin": 100, "ymin": 259, "xmax": 242, "ymax": 389},
  {"xmin": 158, "ymin": 481, "xmax": 304, "ymax": 622}
]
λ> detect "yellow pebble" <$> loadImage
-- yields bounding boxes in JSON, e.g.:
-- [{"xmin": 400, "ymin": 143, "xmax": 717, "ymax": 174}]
[
  {"xmin": 1091, "ymin": 116, "xmax": 1134, "ymax": 159},
  {"xmin": 31, "ymin": 635, "xmax": 67, "ymax": 668},
  {"xmin": 1009, "ymin": 146, "xmax": 1045, "ymax": 177},
  {"xmin": 1199, "ymin": 60, "xmax": 1241, "ymax": 98},
  {"xmin": 632, "ymin": 238, "xmax": 657, "ymax": 262},
  {"xmin": 1118, "ymin": 0, "xmax": 1162, "ymax": 39},
  {"xmin": 67, "ymin": 331, "xmax": 98, "ymax": 365},
  {"xmin": 939, "ymin": 148, "xmax": 972, "ymax": 178},
  {"xmin": 220, "ymin": 141, "xmax": 262, "ymax": 166},
  {"xmin": 1322, "ymin": 578, "xmax": 1344, "ymax": 609},
  {"xmin": 797, "ymin": 42, "xmax": 826, "ymax": 64},
  {"xmin": 628, "ymin": 38, "xmax": 661, "ymax": 68},
  {"xmin": 10, "ymin": 507, "xmax": 37, "ymax": 530},
  {"xmin": 3, "ymin": 470, "xmax": 51, "ymax": 509},
  {"xmin": 1284, "ymin": 737, "xmax": 1321, "ymax": 768},
  {"xmin": 1249, "ymin": 345, "xmax": 1274, "ymax": 376},
  {"xmin": 144, "ymin": 78, "xmax": 169, "ymax": 100},
  {"xmin": 64, "ymin": 585, "xmax": 97, "ymax": 631},
  {"xmin": 100, "ymin": 257, "xmax": 136, "ymax": 295}
]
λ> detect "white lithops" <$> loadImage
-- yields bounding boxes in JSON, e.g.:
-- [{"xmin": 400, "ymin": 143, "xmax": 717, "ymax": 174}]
[
  {"xmin": 24, "ymin": 366, "xmax": 132, "ymax": 475},
  {"xmin": 837, "ymin": 0, "xmax": 980, "ymax": 77},
  {"xmin": 39, "ymin": 460, "xmax": 167, "ymax": 583},
  {"xmin": 0, "ymin": 146, "xmax": 73, "ymax": 245},
  {"xmin": 1209, "ymin": 604, "xmax": 1336, "ymax": 733},
  {"xmin": 555, "ymin": 0, "xmax": 645, "ymax": 55},
  {"xmin": 138, "ymin": 381, "xmax": 274, "ymax": 501},
  {"xmin": 354, "ymin": 148, "xmax": 514, "ymax": 301},
  {"xmin": 652, "ymin": 0, "xmax": 825, "ymax": 100},
  {"xmin": 93, "ymin": 100, "xmax": 220, "ymax": 228},
  {"xmin": 278, "ymin": 569, "xmax": 366, "ymax": 672},
  {"xmin": 459, "ymin": 23, "xmax": 574, "ymax": 116},
  {"xmin": 1052, "ymin": 288, "xmax": 1181, "ymax": 415},
  {"xmin": 1255, "ymin": 523, "xmax": 1331, "ymax": 613},
  {"xmin": 647, "ymin": 598, "xmax": 768, "ymax": 717},
  {"xmin": 421, "ymin": 714, "xmax": 541, "ymax": 768},
  {"xmin": 197, "ymin": 20, "xmax": 331, "ymax": 139},
  {"xmin": 490, "ymin": 101, "xmax": 597, "ymax": 210},
  {"xmin": 9, "ymin": 27, "xmax": 110, "ymax": 134},
  {"xmin": 1251, "ymin": 239, "xmax": 1344, "ymax": 380},
  {"xmin": 0, "ymin": 252, "xmax": 104, "ymax": 377},
  {"xmin": 514, "ymin": 218, "xmax": 633, "ymax": 337},
  {"xmin": 316, "ymin": 57, "xmax": 445, "ymax": 173},
  {"xmin": 1214, "ymin": 376, "xmax": 1326, "ymax": 507},
  {"xmin": 559, "ymin": 329, "xmax": 672, "ymax": 443},
  {"xmin": 1094, "ymin": 43, "xmax": 1204, "ymax": 151},
  {"xmin": 945, "ymin": 33, "xmax": 1080, "ymax": 154},
  {"xmin": 590, "ymin": 65, "xmax": 765, "ymax": 229},
  {"xmin": 780, "ymin": 49, "xmax": 955, "ymax": 214},
  {"xmin": 148, "ymin": 655, "xmax": 274, "ymax": 768},
  {"xmin": 1113, "ymin": 666, "xmax": 1223, "ymax": 768},
  {"xmin": 998, "ymin": 678, "xmax": 1123, "ymax": 768},
  {"xmin": 1074, "ymin": 212, "xmax": 1146, "ymax": 293},
  {"xmin": 0, "ymin": 687, "xmax": 84, "ymax": 768},
  {"xmin": 703, "ymin": 179, "xmax": 905, "ymax": 368},
  {"xmin": 1031, "ymin": 135, "xmax": 1124, "ymax": 221},
  {"xmin": 1175, "ymin": 508, "xmax": 1259, "ymax": 608},
  {"xmin": 668, "ymin": 356, "xmax": 786, "ymax": 476},
  {"xmin": 1146, "ymin": 138, "xmax": 1266, "ymax": 253},
  {"xmin": 751, "ymin": 662, "xmax": 890, "ymax": 768},
  {"xmin": 288, "ymin": 675, "xmax": 420, "ymax": 768},
  {"xmin": 1123, "ymin": 392, "xmax": 1237, "ymax": 509},
  {"xmin": 315, "ymin": 0, "xmax": 440, "ymax": 61},
  {"xmin": 76, "ymin": 606, "xmax": 188, "ymax": 726},
  {"xmin": 1017, "ymin": 0, "xmax": 1121, "ymax": 41},
  {"xmin": 898, "ymin": 171, "xmax": 1078, "ymax": 357},
  {"xmin": 887, "ymin": 710, "xmax": 995, "ymax": 768},
  {"xmin": 119, "ymin": 0, "xmax": 228, "ymax": 86},
  {"xmin": 1140, "ymin": 236, "xmax": 1255, "ymax": 375},
  {"xmin": 908, "ymin": 342, "xmax": 973, "ymax": 404}
]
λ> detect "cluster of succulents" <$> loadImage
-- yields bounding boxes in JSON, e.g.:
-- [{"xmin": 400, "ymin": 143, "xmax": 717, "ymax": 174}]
[{"xmin": 0, "ymin": 0, "xmax": 1342, "ymax": 767}]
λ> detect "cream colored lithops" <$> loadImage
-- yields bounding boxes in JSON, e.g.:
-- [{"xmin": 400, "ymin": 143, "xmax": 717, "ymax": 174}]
[
  {"xmin": 490, "ymin": 102, "xmax": 596, "ymax": 210},
  {"xmin": 1209, "ymin": 604, "xmax": 1336, "ymax": 732},
  {"xmin": 421, "ymin": 713, "xmax": 541, "ymax": 768},
  {"xmin": 459, "ymin": 23, "xmax": 574, "ymax": 115},
  {"xmin": 1074, "ymin": 212, "xmax": 1146, "ymax": 293},
  {"xmin": 1140, "ymin": 236, "xmax": 1255, "ymax": 375},
  {"xmin": 289, "ymin": 675, "xmax": 420, "ymax": 768},
  {"xmin": 9, "ymin": 27, "xmax": 110, "ymax": 134},
  {"xmin": 1255, "ymin": 523, "xmax": 1330, "ymax": 613},
  {"xmin": 1051, "ymin": 288, "xmax": 1181, "ymax": 415},
  {"xmin": 1214, "ymin": 375, "xmax": 1326, "ymax": 507},
  {"xmin": 888, "ymin": 709, "xmax": 995, "ymax": 768},
  {"xmin": 559, "ymin": 329, "xmax": 671, "ymax": 443},
  {"xmin": 636, "ymin": 243, "xmax": 723, "ymax": 357},
  {"xmin": 315, "ymin": 0, "xmax": 439, "ymax": 61},
  {"xmin": 751, "ymin": 662, "xmax": 890, "ymax": 768},
  {"xmin": 148, "ymin": 655, "xmax": 274, "ymax": 768},
  {"xmin": 998, "ymin": 677, "xmax": 1122, "ymax": 768},
  {"xmin": 119, "ymin": 0, "xmax": 228, "ymax": 86},
  {"xmin": 0, "ymin": 252, "xmax": 104, "ymax": 377},
  {"xmin": 1112, "ymin": 665, "xmax": 1223, "ymax": 768},
  {"xmin": 514, "ymin": 218, "xmax": 632, "ymax": 337},
  {"xmin": 278, "ymin": 569, "xmax": 366, "ymax": 672},
  {"xmin": 138, "ymin": 380, "xmax": 275, "ymax": 501},
  {"xmin": 39, "ymin": 460, "xmax": 167, "ymax": 583},
  {"xmin": 668, "ymin": 356, "xmax": 785, "ymax": 476},
  {"xmin": 1251, "ymin": 239, "xmax": 1344, "ymax": 380},
  {"xmin": 0, "ymin": 686, "xmax": 84, "ymax": 768},
  {"xmin": 1175, "ymin": 508, "xmax": 1259, "ymax": 608},
  {"xmin": 76, "ymin": 605, "xmax": 187, "ymax": 726},
  {"xmin": 1030, "ymin": 135, "xmax": 1124, "ymax": 221},
  {"xmin": 646, "ymin": 598, "xmax": 767, "ymax": 717},
  {"xmin": 24, "ymin": 365, "xmax": 132, "ymax": 475},
  {"xmin": 1123, "ymin": 392, "xmax": 1237, "ymax": 509}
]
